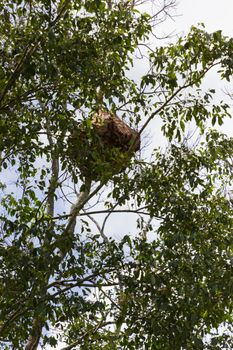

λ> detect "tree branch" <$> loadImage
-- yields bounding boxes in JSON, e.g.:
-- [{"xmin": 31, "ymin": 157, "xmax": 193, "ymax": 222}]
[
  {"xmin": 60, "ymin": 320, "xmax": 113, "ymax": 350},
  {"xmin": 46, "ymin": 117, "xmax": 59, "ymax": 218},
  {"xmin": 25, "ymin": 318, "xmax": 42, "ymax": 350},
  {"xmin": 53, "ymin": 207, "xmax": 152, "ymax": 221}
]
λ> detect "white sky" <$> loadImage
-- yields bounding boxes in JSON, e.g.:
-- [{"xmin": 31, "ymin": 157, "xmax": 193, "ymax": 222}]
[{"xmin": 176, "ymin": 0, "xmax": 233, "ymax": 36}]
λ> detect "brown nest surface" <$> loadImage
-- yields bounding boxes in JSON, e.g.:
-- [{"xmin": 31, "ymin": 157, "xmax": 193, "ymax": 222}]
[{"xmin": 68, "ymin": 110, "xmax": 140, "ymax": 180}]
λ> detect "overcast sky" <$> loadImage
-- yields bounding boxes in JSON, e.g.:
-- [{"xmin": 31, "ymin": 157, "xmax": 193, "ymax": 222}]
[{"xmin": 176, "ymin": 0, "xmax": 233, "ymax": 36}]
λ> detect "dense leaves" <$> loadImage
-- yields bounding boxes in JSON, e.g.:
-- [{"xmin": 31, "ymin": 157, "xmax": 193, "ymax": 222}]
[{"xmin": 0, "ymin": 0, "xmax": 232, "ymax": 349}]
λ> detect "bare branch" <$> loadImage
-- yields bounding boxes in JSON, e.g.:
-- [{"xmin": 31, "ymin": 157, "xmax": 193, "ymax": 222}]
[
  {"xmin": 52, "ymin": 208, "xmax": 152, "ymax": 221},
  {"xmin": 84, "ymin": 209, "xmax": 109, "ymax": 242}
]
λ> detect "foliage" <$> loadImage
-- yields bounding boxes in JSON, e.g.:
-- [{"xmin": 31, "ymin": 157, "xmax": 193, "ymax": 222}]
[{"xmin": 0, "ymin": 0, "xmax": 232, "ymax": 349}]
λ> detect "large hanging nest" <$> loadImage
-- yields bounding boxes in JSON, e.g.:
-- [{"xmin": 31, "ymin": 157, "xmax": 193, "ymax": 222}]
[{"xmin": 68, "ymin": 110, "xmax": 140, "ymax": 180}]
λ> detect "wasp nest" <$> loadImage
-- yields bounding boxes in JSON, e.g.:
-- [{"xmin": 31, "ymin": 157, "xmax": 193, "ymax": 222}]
[{"xmin": 68, "ymin": 110, "xmax": 140, "ymax": 180}]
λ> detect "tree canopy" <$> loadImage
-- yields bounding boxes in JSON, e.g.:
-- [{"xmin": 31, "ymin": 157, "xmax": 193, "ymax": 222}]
[{"xmin": 0, "ymin": 1, "xmax": 232, "ymax": 349}]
